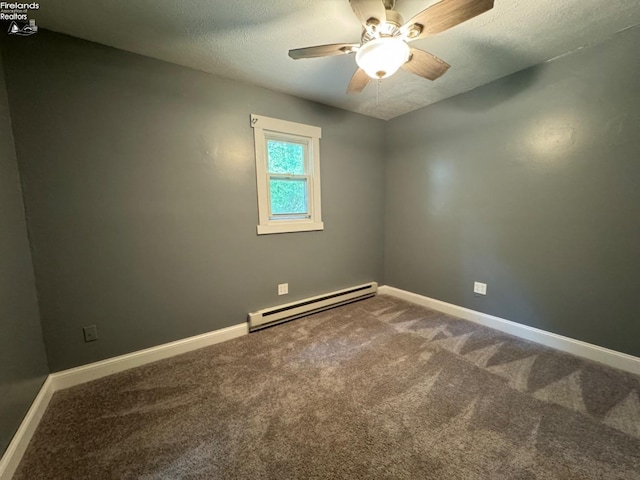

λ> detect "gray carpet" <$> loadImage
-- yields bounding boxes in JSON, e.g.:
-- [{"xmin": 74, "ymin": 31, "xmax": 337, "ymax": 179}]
[{"xmin": 14, "ymin": 295, "xmax": 640, "ymax": 479}]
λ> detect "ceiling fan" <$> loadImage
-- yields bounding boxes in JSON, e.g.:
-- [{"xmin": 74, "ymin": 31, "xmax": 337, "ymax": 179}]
[{"xmin": 288, "ymin": 0, "xmax": 494, "ymax": 93}]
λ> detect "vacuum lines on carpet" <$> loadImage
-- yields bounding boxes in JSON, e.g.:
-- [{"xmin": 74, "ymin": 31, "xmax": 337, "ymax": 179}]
[{"xmin": 14, "ymin": 295, "xmax": 640, "ymax": 479}]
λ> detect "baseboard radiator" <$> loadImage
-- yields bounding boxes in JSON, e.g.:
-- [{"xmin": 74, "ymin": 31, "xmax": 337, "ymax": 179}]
[{"xmin": 248, "ymin": 282, "xmax": 378, "ymax": 331}]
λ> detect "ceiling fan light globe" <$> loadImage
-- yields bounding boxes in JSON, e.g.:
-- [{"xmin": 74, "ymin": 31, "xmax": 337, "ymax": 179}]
[{"xmin": 355, "ymin": 37, "xmax": 410, "ymax": 80}]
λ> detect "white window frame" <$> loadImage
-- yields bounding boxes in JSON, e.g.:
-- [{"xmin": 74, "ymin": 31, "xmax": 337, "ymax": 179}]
[{"xmin": 251, "ymin": 114, "xmax": 323, "ymax": 235}]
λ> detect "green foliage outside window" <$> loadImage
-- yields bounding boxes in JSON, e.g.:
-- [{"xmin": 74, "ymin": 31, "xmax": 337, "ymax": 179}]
[
  {"xmin": 270, "ymin": 179, "xmax": 308, "ymax": 215},
  {"xmin": 267, "ymin": 140, "xmax": 305, "ymax": 174},
  {"xmin": 267, "ymin": 139, "xmax": 308, "ymax": 215}
]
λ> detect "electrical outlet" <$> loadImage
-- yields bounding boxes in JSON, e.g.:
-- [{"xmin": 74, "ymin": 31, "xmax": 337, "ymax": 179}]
[
  {"xmin": 473, "ymin": 282, "xmax": 487, "ymax": 295},
  {"xmin": 278, "ymin": 283, "xmax": 288, "ymax": 295},
  {"xmin": 83, "ymin": 325, "xmax": 98, "ymax": 342}
]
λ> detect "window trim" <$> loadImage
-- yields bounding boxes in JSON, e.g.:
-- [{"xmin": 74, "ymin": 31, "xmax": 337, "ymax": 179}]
[{"xmin": 251, "ymin": 114, "xmax": 323, "ymax": 235}]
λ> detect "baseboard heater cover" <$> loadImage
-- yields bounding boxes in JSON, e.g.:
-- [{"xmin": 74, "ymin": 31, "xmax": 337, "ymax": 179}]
[{"xmin": 248, "ymin": 282, "xmax": 378, "ymax": 331}]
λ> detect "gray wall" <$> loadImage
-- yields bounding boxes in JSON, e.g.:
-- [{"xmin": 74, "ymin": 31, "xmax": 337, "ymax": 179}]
[
  {"xmin": 0, "ymin": 49, "xmax": 49, "ymax": 454},
  {"xmin": 2, "ymin": 23, "xmax": 638, "ymax": 381},
  {"xmin": 385, "ymin": 26, "xmax": 640, "ymax": 357},
  {"xmin": 1, "ymin": 31, "xmax": 386, "ymax": 372}
]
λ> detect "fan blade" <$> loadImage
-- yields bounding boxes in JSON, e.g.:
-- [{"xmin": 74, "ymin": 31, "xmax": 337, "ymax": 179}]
[
  {"xmin": 347, "ymin": 68, "xmax": 371, "ymax": 94},
  {"xmin": 349, "ymin": 0, "xmax": 386, "ymax": 27},
  {"xmin": 289, "ymin": 43, "xmax": 359, "ymax": 60},
  {"xmin": 401, "ymin": 48, "xmax": 450, "ymax": 81},
  {"xmin": 402, "ymin": 0, "xmax": 494, "ymax": 40}
]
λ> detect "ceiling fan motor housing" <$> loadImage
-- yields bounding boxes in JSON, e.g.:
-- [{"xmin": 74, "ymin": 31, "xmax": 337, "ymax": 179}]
[
  {"xmin": 384, "ymin": 9, "xmax": 405, "ymax": 28},
  {"xmin": 363, "ymin": 9, "xmax": 405, "ymax": 43}
]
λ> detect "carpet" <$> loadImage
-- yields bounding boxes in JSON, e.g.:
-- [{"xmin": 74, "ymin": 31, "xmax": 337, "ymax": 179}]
[{"xmin": 14, "ymin": 295, "xmax": 640, "ymax": 479}]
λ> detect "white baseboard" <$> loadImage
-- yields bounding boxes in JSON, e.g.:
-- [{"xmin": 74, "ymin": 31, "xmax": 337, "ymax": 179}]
[
  {"xmin": 0, "ymin": 377, "xmax": 54, "ymax": 480},
  {"xmin": 0, "ymin": 322, "xmax": 248, "ymax": 479},
  {"xmin": 51, "ymin": 323, "xmax": 248, "ymax": 391},
  {"xmin": 378, "ymin": 285, "xmax": 640, "ymax": 376}
]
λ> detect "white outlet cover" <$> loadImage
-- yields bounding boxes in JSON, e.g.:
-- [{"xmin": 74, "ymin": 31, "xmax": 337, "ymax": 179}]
[
  {"xmin": 278, "ymin": 283, "xmax": 288, "ymax": 295},
  {"xmin": 474, "ymin": 282, "xmax": 487, "ymax": 295}
]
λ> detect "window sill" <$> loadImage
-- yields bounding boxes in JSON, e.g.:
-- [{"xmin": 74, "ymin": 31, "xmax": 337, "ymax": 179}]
[{"xmin": 257, "ymin": 222, "xmax": 324, "ymax": 235}]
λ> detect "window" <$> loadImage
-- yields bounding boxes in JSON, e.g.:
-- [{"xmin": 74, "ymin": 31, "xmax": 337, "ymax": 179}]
[{"xmin": 251, "ymin": 114, "xmax": 323, "ymax": 235}]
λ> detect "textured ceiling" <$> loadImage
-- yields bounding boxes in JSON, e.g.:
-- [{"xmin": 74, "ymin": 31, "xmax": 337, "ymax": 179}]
[{"xmin": 35, "ymin": 0, "xmax": 640, "ymax": 120}]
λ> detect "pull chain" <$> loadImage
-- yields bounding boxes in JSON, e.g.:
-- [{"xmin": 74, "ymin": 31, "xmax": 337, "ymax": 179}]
[{"xmin": 376, "ymin": 78, "xmax": 381, "ymax": 106}]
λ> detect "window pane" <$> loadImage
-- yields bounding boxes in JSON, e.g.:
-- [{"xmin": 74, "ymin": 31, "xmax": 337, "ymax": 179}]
[
  {"xmin": 267, "ymin": 140, "xmax": 305, "ymax": 175},
  {"xmin": 270, "ymin": 178, "xmax": 308, "ymax": 215}
]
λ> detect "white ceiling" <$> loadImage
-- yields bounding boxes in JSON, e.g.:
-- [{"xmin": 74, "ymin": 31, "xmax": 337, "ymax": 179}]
[{"xmin": 36, "ymin": 0, "xmax": 640, "ymax": 120}]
